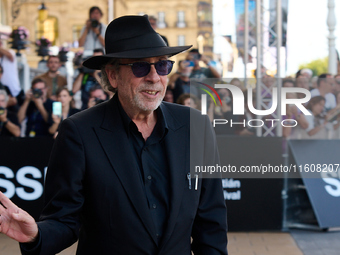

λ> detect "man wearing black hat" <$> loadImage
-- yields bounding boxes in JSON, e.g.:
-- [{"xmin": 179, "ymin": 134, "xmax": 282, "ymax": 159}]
[{"xmin": 0, "ymin": 15, "xmax": 227, "ymax": 255}]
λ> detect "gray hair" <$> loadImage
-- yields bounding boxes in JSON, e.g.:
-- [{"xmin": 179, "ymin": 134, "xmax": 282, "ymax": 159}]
[
  {"xmin": 101, "ymin": 59, "xmax": 120, "ymax": 93},
  {"xmin": 0, "ymin": 89, "xmax": 9, "ymax": 103}
]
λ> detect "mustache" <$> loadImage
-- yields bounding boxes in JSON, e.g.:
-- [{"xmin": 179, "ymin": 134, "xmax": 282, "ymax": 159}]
[{"xmin": 137, "ymin": 82, "xmax": 164, "ymax": 91}]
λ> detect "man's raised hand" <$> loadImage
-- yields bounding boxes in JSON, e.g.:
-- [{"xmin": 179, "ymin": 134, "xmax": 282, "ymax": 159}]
[{"xmin": 0, "ymin": 191, "xmax": 38, "ymax": 243}]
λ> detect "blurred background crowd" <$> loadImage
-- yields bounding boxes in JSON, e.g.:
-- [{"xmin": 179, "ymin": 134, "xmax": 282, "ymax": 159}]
[{"xmin": 0, "ymin": 1, "xmax": 340, "ymax": 140}]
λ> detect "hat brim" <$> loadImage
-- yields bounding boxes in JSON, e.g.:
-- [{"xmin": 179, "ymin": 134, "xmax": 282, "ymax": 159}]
[{"xmin": 83, "ymin": 45, "xmax": 192, "ymax": 70}]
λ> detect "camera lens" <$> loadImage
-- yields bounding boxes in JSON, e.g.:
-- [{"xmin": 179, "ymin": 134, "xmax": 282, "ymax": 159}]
[
  {"xmin": 95, "ymin": 98, "xmax": 105, "ymax": 105},
  {"xmin": 32, "ymin": 88, "xmax": 43, "ymax": 98},
  {"xmin": 91, "ymin": 20, "xmax": 99, "ymax": 28}
]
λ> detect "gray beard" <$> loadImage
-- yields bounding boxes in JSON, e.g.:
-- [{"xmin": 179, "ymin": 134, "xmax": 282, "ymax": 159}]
[{"xmin": 132, "ymin": 93, "xmax": 163, "ymax": 112}]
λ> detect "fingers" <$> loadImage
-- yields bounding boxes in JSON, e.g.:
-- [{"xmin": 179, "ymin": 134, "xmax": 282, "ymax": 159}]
[
  {"xmin": 0, "ymin": 191, "xmax": 18, "ymax": 212},
  {"xmin": 0, "ymin": 191, "xmax": 10, "ymax": 209},
  {"xmin": 0, "ymin": 204, "xmax": 5, "ymax": 215},
  {"xmin": 12, "ymin": 211, "xmax": 30, "ymax": 224}
]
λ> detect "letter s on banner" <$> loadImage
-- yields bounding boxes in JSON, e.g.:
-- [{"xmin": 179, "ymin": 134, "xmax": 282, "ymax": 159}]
[
  {"xmin": 321, "ymin": 171, "xmax": 340, "ymax": 197},
  {"xmin": 16, "ymin": 166, "xmax": 44, "ymax": 201},
  {"xmin": 0, "ymin": 166, "xmax": 15, "ymax": 198}
]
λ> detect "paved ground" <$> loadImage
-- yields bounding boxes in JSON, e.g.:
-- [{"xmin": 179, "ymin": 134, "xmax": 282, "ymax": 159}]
[
  {"xmin": 291, "ymin": 229, "xmax": 340, "ymax": 255},
  {"xmin": 228, "ymin": 232, "xmax": 303, "ymax": 255},
  {"xmin": 2, "ymin": 230, "xmax": 340, "ymax": 254}
]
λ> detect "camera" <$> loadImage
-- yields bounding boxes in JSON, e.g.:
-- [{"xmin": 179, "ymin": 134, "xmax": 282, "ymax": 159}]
[
  {"xmin": 79, "ymin": 66, "xmax": 95, "ymax": 74},
  {"xmin": 225, "ymin": 96, "xmax": 231, "ymax": 105},
  {"xmin": 32, "ymin": 88, "xmax": 43, "ymax": 98},
  {"xmin": 183, "ymin": 60, "xmax": 194, "ymax": 67},
  {"xmin": 192, "ymin": 53, "xmax": 201, "ymax": 60},
  {"xmin": 0, "ymin": 107, "xmax": 5, "ymax": 115},
  {"xmin": 95, "ymin": 98, "xmax": 105, "ymax": 105},
  {"xmin": 91, "ymin": 19, "xmax": 99, "ymax": 28},
  {"xmin": 80, "ymin": 57, "xmax": 95, "ymax": 74}
]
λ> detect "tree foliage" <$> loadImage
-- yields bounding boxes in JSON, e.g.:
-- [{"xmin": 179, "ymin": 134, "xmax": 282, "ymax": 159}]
[{"xmin": 299, "ymin": 57, "xmax": 329, "ymax": 76}]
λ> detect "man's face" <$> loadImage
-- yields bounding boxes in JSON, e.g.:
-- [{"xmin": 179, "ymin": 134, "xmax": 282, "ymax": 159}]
[
  {"xmin": 283, "ymin": 81, "xmax": 294, "ymax": 88},
  {"xmin": 0, "ymin": 94, "xmax": 7, "ymax": 108},
  {"xmin": 109, "ymin": 56, "xmax": 168, "ymax": 114},
  {"xmin": 301, "ymin": 72, "xmax": 311, "ymax": 80},
  {"xmin": 33, "ymin": 82, "xmax": 47, "ymax": 98},
  {"xmin": 90, "ymin": 89, "xmax": 106, "ymax": 100},
  {"xmin": 322, "ymin": 75, "xmax": 334, "ymax": 93},
  {"xmin": 149, "ymin": 18, "xmax": 157, "ymax": 30},
  {"xmin": 262, "ymin": 75, "xmax": 275, "ymax": 88},
  {"xmin": 217, "ymin": 88, "xmax": 230, "ymax": 98},
  {"xmin": 90, "ymin": 9, "xmax": 102, "ymax": 21},
  {"xmin": 186, "ymin": 53, "xmax": 200, "ymax": 66},
  {"xmin": 296, "ymin": 77, "xmax": 309, "ymax": 90},
  {"xmin": 47, "ymin": 57, "xmax": 61, "ymax": 73}
]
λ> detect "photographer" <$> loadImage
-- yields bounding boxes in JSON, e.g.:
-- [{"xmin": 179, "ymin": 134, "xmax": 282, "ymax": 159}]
[
  {"xmin": 0, "ymin": 89, "xmax": 20, "ymax": 137},
  {"xmin": 87, "ymin": 84, "xmax": 108, "ymax": 108},
  {"xmin": 186, "ymin": 48, "xmax": 221, "ymax": 79},
  {"xmin": 78, "ymin": 6, "xmax": 106, "ymax": 54},
  {"xmin": 73, "ymin": 49, "xmax": 104, "ymax": 110},
  {"xmin": 17, "ymin": 78, "xmax": 54, "ymax": 137}
]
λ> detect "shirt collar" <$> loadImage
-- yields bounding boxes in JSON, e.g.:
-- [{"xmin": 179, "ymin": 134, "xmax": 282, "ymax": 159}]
[{"xmin": 117, "ymin": 95, "xmax": 168, "ymax": 140}]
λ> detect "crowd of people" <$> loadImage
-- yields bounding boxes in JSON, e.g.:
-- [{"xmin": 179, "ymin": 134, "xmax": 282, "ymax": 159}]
[
  {"xmin": 1, "ymin": 44, "xmax": 340, "ymax": 140},
  {"xmin": 0, "ymin": 6, "xmax": 110, "ymax": 138},
  {"xmin": 0, "ymin": 6, "xmax": 339, "ymax": 140},
  {"xmin": 0, "ymin": 50, "xmax": 109, "ymax": 138},
  {"xmin": 167, "ymin": 65, "xmax": 340, "ymax": 140}
]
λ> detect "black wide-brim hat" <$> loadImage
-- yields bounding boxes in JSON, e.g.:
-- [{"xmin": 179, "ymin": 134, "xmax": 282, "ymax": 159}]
[{"xmin": 83, "ymin": 15, "xmax": 192, "ymax": 70}]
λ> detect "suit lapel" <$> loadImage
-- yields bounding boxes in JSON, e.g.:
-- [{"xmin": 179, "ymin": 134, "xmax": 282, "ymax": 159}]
[
  {"xmin": 94, "ymin": 96, "xmax": 158, "ymax": 244},
  {"xmin": 159, "ymin": 104, "xmax": 189, "ymax": 249}
]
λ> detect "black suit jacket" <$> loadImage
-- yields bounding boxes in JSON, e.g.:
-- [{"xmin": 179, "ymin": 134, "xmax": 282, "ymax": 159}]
[{"xmin": 25, "ymin": 95, "xmax": 227, "ymax": 254}]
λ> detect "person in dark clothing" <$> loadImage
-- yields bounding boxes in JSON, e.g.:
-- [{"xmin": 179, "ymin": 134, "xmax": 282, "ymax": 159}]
[
  {"xmin": 17, "ymin": 78, "xmax": 54, "ymax": 137},
  {"xmin": 73, "ymin": 49, "xmax": 104, "ymax": 110},
  {"xmin": 0, "ymin": 89, "xmax": 20, "ymax": 137}
]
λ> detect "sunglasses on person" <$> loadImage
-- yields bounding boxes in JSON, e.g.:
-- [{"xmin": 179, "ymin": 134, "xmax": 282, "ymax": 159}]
[{"xmin": 119, "ymin": 60, "xmax": 175, "ymax": 78}]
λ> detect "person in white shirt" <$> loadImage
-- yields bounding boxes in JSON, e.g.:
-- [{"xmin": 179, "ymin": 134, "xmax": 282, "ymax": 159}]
[
  {"xmin": 310, "ymin": 73, "xmax": 336, "ymax": 113},
  {"xmin": 0, "ymin": 40, "xmax": 21, "ymax": 97},
  {"xmin": 78, "ymin": 6, "xmax": 106, "ymax": 56}
]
